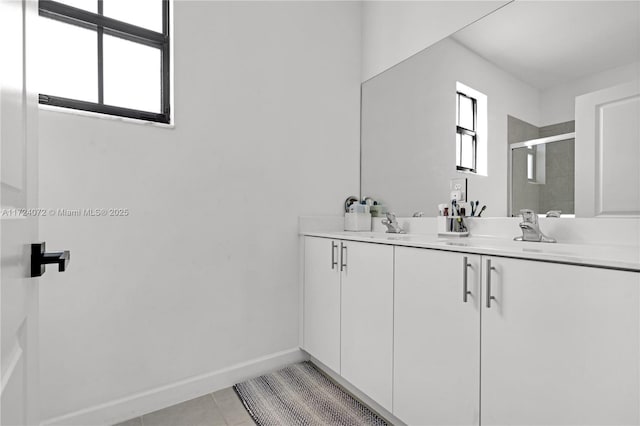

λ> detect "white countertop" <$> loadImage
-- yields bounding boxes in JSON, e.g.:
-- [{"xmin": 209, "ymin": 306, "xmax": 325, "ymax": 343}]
[{"xmin": 302, "ymin": 231, "xmax": 640, "ymax": 272}]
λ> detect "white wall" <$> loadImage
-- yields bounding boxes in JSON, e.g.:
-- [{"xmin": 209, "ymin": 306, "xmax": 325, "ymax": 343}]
[
  {"xmin": 361, "ymin": 38, "xmax": 540, "ymax": 217},
  {"xmin": 361, "ymin": 0, "xmax": 510, "ymax": 81},
  {"xmin": 37, "ymin": 1, "xmax": 361, "ymax": 422},
  {"xmin": 539, "ymin": 61, "xmax": 640, "ymax": 126}
]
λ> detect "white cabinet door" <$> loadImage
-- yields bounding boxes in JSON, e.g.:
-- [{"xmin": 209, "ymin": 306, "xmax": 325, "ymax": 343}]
[
  {"xmin": 303, "ymin": 237, "xmax": 341, "ymax": 373},
  {"xmin": 394, "ymin": 247, "xmax": 481, "ymax": 425},
  {"xmin": 482, "ymin": 257, "xmax": 640, "ymax": 425},
  {"xmin": 341, "ymin": 241, "xmax": 394, "ymax": 412}
]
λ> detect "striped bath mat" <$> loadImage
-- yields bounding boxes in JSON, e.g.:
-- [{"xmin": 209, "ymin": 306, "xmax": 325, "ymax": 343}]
[{"xmin": 234, "ymin": 362, "xmax": 388, "ymax": 426}]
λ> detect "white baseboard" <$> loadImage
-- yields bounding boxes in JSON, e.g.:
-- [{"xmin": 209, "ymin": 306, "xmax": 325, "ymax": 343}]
[{"xmin": 41, "ymin": 348, "xmax": 307, "ymax": 426}]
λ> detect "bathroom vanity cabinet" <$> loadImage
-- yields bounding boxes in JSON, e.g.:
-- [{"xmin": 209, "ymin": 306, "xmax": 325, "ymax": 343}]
[
  {"xmin": 394, "ymin": 247, "xmax": 639, "ymax": 426},
  {"xmin": 302, "ymin": 235, "xmax": 640, "ymax": 425},
  {"xmin": 303, "ymin": 237, "xmax": 341, "ymax": 373},
  {"xmin": 302, "ymin": 237, "xmax": 394, "ymax": 411},
  {"xmin": 481, "ymin": 256, "xmax": 639, "ymax": 426},
  {"xmin": 394, "ymin": 248, "xmax": 481, "ymax": 425},
  {"xmin": 340, "ymin": 240, "xmax": 393, "ymax": 411}
]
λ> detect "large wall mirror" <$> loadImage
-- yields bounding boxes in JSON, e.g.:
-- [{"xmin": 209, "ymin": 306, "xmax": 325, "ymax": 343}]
[{"xmin": 361, "ymin": 1, "xmax": 640, "ymax": 218}]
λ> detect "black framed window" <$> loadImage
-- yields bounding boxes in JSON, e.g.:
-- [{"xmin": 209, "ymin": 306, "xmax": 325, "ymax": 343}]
[
  {"xmin": 38, "ymin": 0, "xmax": 170, "ymax": 124},
  {"xmin": 456, "ymin": 91, "xmax": 477, "ymax": 173}
]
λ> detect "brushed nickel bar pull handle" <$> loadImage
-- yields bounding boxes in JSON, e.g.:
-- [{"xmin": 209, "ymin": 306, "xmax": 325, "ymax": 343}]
[
  {"xmin": 340, "ymin": 243, "xmax": 347, "ymax": 272},
  {"xmin": 463, "ymin": 256, "xmax": 472, "ymax": 303},
  {"xmin": 486, "ymin": 258, "xmax": 497, "ymax": 308},
  {"xmin": 331, "ymin": 241, "xmax": 338, "ymax": 270}
]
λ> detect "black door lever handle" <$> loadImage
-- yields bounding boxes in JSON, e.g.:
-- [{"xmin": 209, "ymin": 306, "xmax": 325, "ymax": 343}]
[{"xmin": 31, "ymin": 242, "xmax": 70, "ymax": 277}]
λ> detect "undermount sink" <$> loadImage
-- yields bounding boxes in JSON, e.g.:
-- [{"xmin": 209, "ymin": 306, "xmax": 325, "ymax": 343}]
[
  {"xmin": 336, "ymin": 231, "xmax": 386, "ymax": 238},
  {"xmin": 339, "ymin": 231, "xmax": 437, "ymax": 243},
  {"xmin": 441, "ymin": 237, "xmax": 639, "ymax": 265}
]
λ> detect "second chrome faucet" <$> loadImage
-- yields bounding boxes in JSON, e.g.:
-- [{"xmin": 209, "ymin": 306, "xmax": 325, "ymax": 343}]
[{"xmin": 514, "ymin": 209, "xmax": 556, "ymax": 243}]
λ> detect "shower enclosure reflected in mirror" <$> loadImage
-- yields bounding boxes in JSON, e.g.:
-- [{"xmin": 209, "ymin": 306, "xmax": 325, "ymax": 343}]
[{"xmin": 509, "ymin": 115, "xmax": 575, "ymax": 216}]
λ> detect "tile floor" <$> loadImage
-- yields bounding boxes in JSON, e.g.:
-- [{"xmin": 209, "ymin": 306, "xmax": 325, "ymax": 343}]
[{"xmin": 114, "ymin": 387, "xmax": 255, "ymax": 426}]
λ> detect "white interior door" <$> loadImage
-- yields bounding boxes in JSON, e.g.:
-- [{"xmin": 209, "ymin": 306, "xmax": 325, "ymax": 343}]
[
  {"xmin": 1, "ymin": 0, "xmax": 40, "ymax": 425},
  {"xmin": 575, "ymin": 80, "xmax": 640, "ymax": 217}
]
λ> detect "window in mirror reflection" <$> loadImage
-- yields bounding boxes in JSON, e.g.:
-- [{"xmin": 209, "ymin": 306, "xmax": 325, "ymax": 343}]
[
  {"xmin": 456, "ymin": 82, "xmax": 488, "ymax": 175},
  {"xmin": 456, "ymin": 91, "xmax": 477, "ymax": 172}
]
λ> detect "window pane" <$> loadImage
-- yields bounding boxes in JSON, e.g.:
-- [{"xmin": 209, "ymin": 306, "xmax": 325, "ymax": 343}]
[
  {"xmin": 460, "ymin": 134, "xmax": 475, "ymax": 170},
  {"xmin": 456, "ymin": 134, "xmax": 462, "ymax": 167},
  {"xmin": 103, "ymin": 0, "xmax": 163, "ymax": 32},
  {"xmin": 458, "ymin": 94, "xmax": 474, "ymax": 130},
  {"xmin": 103, "ymin": 35, "xmax": 161, "ymax": 113},
  {"xmin": 38, "ymin": 17, "xmax": 98, "ymax": 103},
  {"xmin": 56, "ymin": 0, "xmax": 97, "ymax": 13}
]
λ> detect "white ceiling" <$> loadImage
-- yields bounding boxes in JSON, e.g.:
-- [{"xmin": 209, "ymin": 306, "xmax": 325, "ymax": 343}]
[{"xmin": 451, "ymin": 1, "xmax": 640, "ymax": 89}]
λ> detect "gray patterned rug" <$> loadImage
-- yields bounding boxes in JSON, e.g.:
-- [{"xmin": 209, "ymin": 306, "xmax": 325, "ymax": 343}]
[{"xmin": 234, "ymin": 361, "xmax": 388, "ymax": 426}]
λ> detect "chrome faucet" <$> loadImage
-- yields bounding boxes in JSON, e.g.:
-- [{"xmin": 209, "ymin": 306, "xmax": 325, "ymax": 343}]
[
  {"xmin": 514, "ymin": 209, "xmax": 556, "ymax": 243},
  {"xmin": 382, "ymin": 212, "xmax": 405, "ymax": 234}
]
